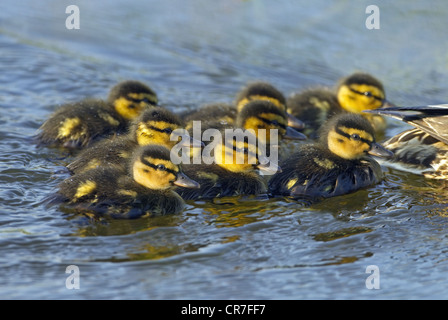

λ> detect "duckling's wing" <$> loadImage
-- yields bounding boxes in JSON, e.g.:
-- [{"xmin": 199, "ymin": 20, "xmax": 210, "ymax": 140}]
[
  {"xmin": 367, "ymin": 104, "xmax": 448, "ymax": 144},
  {"xmin": 268, "ymin": 150, "xmax": 333, "ymax": 199},
  {"xmin": 286, "ymin": 88, "xmax": 340, "ymax": 137},
  {"xmin": 330, "ymin": 160, "xmax": 382, "ymax": 197},
  {"xmin": 67, "ymin": 136, "xmax": 134, "ymax": 174},
  {"xmin": 175, "ymin": 164, "xmax": 222, "ymax": 200},
  {"xmin": 269, "ymin": 149, "xmax": 382, "ymax": 201},
  {"xmin": 37, "ymin": 99, "xmax": 126, "ymax": 149}
]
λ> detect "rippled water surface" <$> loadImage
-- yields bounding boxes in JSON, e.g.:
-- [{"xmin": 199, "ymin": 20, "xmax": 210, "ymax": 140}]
[{"xmin": 1, "ymin": 0, "xmax": 448, "ymax": 299}]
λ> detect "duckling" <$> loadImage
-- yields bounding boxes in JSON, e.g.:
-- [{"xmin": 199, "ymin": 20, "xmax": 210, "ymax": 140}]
[
  {"xmin": 36, "ymin": 80, "xmax": 158, "ymax": 150},
  {"xmin": 365, "ymin": 104, "xmax": 448, "ymax": 179},
  {"xmin": 183, "ymin": 99, "xmax": 306, "ymax": 163},
  {"xmin": 66, "ymin": 107, "xmax": 200, "ymax": 175},
  {"xmin": 287, "ymin": 72, "xmax": 394, "ymax": 137},
  {"xmin": 51, "ymin": 144, "xmax": 199, "ymax": 218},
  {"xmin": 235, "ymin": 81, "xmax": 305, "ymax": 130},
  {"xmin": 182, "ymin": 81, "xmax": 304, "ymax": 132},
  {"xmin": 235, "ymin": 100, "xmax": 306, "ymax": 148},
  {"xmin": 268, "ymin": 113, "xmax": 393, "ymax": 203},
  {"xmin": 184, "ymin": 102, "xmax": 238, "ymax": 133},
  {"xmin": 176, "ymin": 132, "xmax": 280, "ymax": 201}
]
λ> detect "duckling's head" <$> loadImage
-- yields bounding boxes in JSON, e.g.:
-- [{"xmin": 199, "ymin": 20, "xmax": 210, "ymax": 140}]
[
  {"xmin": 235, "ymin": 81, "xmax": 305, "ymax": 129},
  {"xmin": 130, "ymin": 108, "xmax": 184, "ymax": 147},
  {"xmin": 236, "ymin": 100, "xmax": 306, "ymax": 145},
  {"xmin": 236, "ymin": 81, "xmax": 286, "ymax": 112},
  {"xmin": 131, "ymin": 145, "xmax": 199, "ymax": 190},
  {"xmin": 336, "ymin": 73, "xmax": 387, "ymax": 113},
  {"xmin": 320, "ymin": 113, "xmax": 393, "ymax": 160},
  {"xmin": 108, "ymin": 80, "xmax": 158, "ymax": 121},
  {"xmin": 214, "ymin": 132, "xmax": 280, "ymax": 175}
]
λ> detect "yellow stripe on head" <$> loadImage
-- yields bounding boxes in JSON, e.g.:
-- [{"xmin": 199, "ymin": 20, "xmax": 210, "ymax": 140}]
[
  {"xmin": 133, "ymin": 153, "xmax": 180, "ymax": 190},
  {"xmin": 143, "ymin": 157, "xmax": 179, "ymax": 174},
  {"xmin": 214, "ymin": 137, "xmax": 259, "ymax": 172},
  {"xmin": 338, "ymin": 126, "xmax": 374, "ymax": 143},
  {"xmin": 128, "ymin": 92, "xmax": 158, "ymax": 105},
  {"xmin": 114, "ymin": 97, "xmax": 144, "ymax": 120},
  {"xmin": 337, "ymin": 84, "xmax": 385, "ymax": 113},
  {"xmin": 114, "ymin": 93, "xmax": 157, "ymax": 121},
  {"xmin": 242, "ymin": 113, "xmax": 286, "ymax": 145},
  {"xmin": 135, "ymin": 121, "xmax": 179, "ymax": 147},
  {"xmin": 237, "ymin": 95, "xmax": 285, "ymax": 113},
  {"xmin": 136, "ymin": 122, "xmax": 156, "ymax": 143},
  {"xmin": 327, "ymin": 126, "xmax": 373, "ymax": 160}
]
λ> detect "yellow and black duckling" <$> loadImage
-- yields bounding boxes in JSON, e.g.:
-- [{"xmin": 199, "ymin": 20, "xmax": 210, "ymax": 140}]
[
  {"xmin": 365, "ymin": 104, "xmax": 448, "ymax": 179},
  {"xmin": 66, "ymin": 107, "xmax": 200, "ymax": 175},
  {"xmin": 183, "ymin": 99, "xmax": 306, "ymax": 162},
  {"xmin": 51, "ymin": 144, "xmax": 199, "ymax": 219},
  {"xmin": 36, "ymin": 80, "xmax": 158, "ymax": 150},
  {"xmin": 235, "ymin": 81, "xmax": 305, "ymax": 130},
  {"xmin": 234, "ymin": 100, "xmax": 307, "ymax": 148},
  {"xmin": 182, "ymin": 81, "xmax": 304, "ymax": 132},
  {"xmin": 176, "ymin": 132, "xmax": 280, "ymax": 201},
  {"xmin": 287, "ymin": 72, "xmax": 394, "ymax": 138},
  {"xmin": 268, "ymin": 113, "xmax": 393, "ymax": 203}
]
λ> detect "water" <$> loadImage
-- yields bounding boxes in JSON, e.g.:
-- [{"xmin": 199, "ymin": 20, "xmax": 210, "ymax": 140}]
[{"xmin": 1, "ymin": 0, "xmax": 448, "ymax": 300}]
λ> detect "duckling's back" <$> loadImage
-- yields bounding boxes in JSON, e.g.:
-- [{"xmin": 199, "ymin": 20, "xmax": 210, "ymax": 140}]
[
  {"xmin": 37, "ymin": 98, "xmax": 126, "ymax": 149},
  {"xmin": 268, "ymin": 144, "xmax": 383, "ymax": 202},
  {"xmin": 286, "ymin": 88, "xmax": 341, "ymax": 138},
  {"xmin": 66, "ymin": 135, "xmax": 137, "ymax": 174},
  {"xmin": 53, "ymin": 166, "xmax": 185, "ymax": 218},
  {"xmin": 177, "ymin": 164, "xmax": 267, "ymax": 201}
]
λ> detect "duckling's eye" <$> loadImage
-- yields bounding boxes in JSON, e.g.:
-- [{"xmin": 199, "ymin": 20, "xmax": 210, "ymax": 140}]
[
  {"xmin": 351, "ymin": 134, "xmax": 361, "ymax": 141},
  {"xmin": 271, "ymin": 120, "xmax": 279, "ymax": 126},
  {"xmin": 363, "ymin": 91, "xmax": 373, "ymax": 97},
  {"xmin": 163, "ymin": 128, "xmax": 173, "ymax": 134},
  {"xmin": 156, "ymin": 164, "xmax": 166, "ymax": 171}
]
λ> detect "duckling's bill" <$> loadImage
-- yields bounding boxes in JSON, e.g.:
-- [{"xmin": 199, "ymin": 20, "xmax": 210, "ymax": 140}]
[
  {"xmin": 284, "ymin": 127, "xmax": 307, "ymax": 140},
  {"xmin": 287, "ymin": 113, "xmax": 305, "ymax": 129},
  {"xmin": 380, "ymin": 99, "xmax": 397, "ymax": 108},
  {"xmin": 257, "ymin": 161, "xmax": 282, "ymax": 175},
  {"xmin": 368, "ymin": 142, "xmax": 394, "ymax": 158},
  {"xmin": 173, "ymin": 172, "xmax": 200, "ymax": 188}
]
